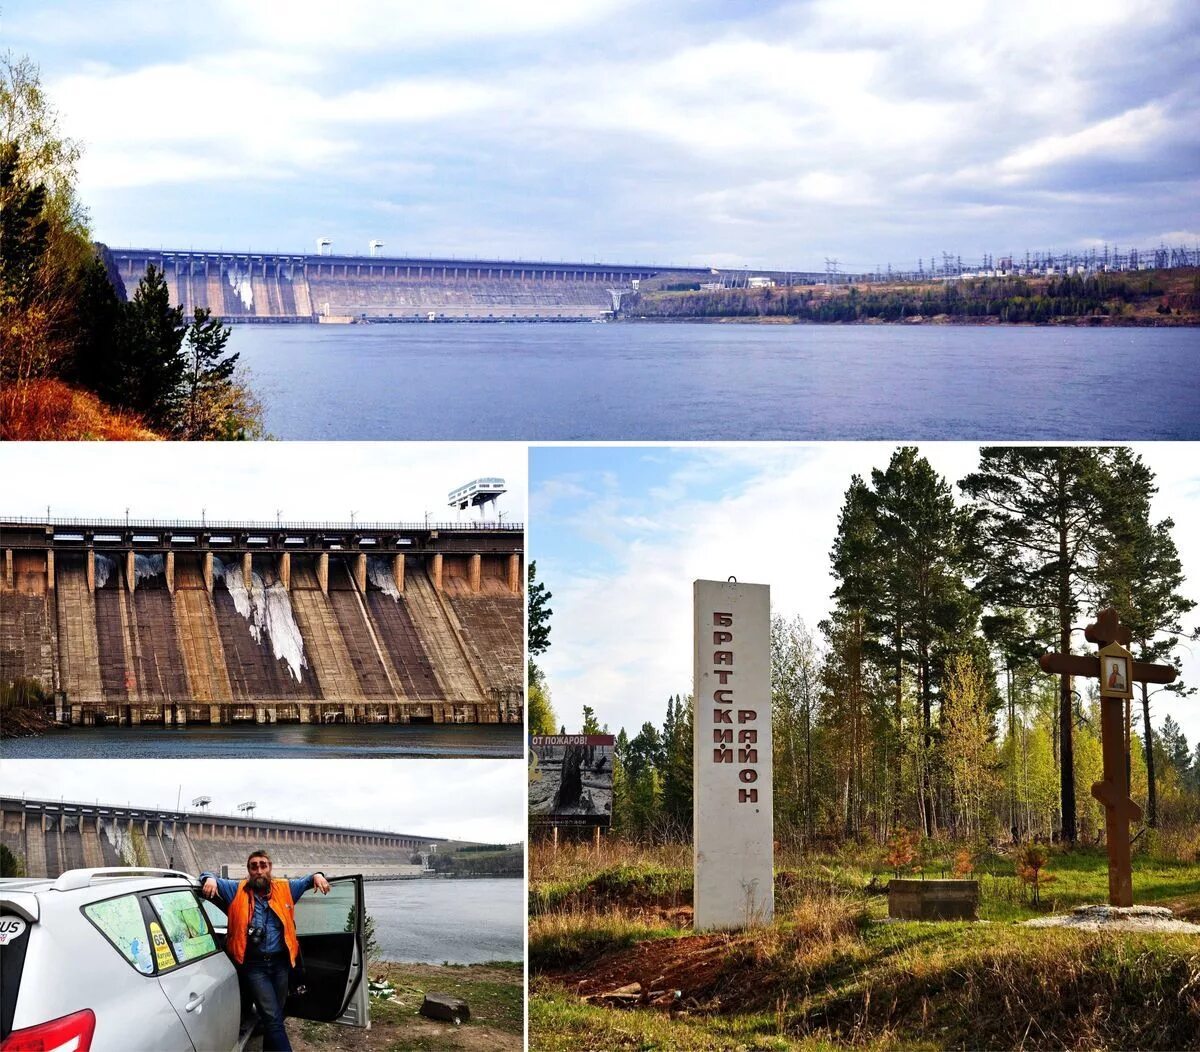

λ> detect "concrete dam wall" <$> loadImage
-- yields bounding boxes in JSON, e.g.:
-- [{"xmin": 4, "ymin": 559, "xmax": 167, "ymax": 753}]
[
  {"xmin": 1, "ymin": 519, "xmax": 523, "ymax": 725},
  {"xmin": 1, "ymin": 798, "xmax": 457, "ymax": 880},
  {"xmin": 109, "ymin": 249, "xmax": 717, "ymax": 322}
]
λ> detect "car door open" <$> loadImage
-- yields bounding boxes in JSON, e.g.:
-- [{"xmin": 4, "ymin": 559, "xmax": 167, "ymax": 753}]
[{"xmin": 286, "ymin": 875, "xmax": 369, "ymax": 1029}]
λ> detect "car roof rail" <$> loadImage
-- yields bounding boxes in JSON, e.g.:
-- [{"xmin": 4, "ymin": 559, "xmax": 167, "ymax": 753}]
[{"xmin": 52, "ymin": 868, "xmax": 196, "ymax": 893}]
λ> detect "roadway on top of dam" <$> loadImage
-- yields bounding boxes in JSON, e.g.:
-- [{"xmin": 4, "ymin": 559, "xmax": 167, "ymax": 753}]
[
  {"xmin": 112, "ymin": 247, "xmax": 716, "ymax": 279},
  {"xmin": 108, "ymin": 247, "xmax": 827, "ymax": 284},
  {"xmin": 1, "ymin": 794, "xmax": 450, "ymax": 843},
  {"xmin": 1, "ymin": 516, "xmax": 523, "ymax": 556}
]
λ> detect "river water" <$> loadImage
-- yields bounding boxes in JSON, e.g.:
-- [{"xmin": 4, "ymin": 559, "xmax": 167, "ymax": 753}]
[
  {"xmin": 230, "ymin": 323, "xmax": 1200, "ymax": 440},
  {"xmin": 364, "ymin": 878, "xmax": 523, "ymax": 963},
  {"xmin": 0, "ymin": 723, "xmax": 523, "ymax": 759}
]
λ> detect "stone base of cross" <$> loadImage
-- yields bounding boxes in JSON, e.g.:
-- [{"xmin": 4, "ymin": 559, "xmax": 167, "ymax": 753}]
[{"xmin": 1039, "ymin": 608, "xmax": 1176, "ymax": 907}]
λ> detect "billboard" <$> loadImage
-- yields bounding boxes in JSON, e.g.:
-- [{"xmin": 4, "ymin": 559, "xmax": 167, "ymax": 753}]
[{"xmin": 529, "ymin": 734, "xmax": 615, "ymax": 828}]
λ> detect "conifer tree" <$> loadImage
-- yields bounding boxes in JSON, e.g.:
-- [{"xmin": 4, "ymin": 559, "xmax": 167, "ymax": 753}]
[
  {"xmin": 1094, "ymin": 447, "xmax": 1195, "ymax": 827},
  {"xmin": 180, "ymin": 307, "xmax": 239, "ymax": 438},
  {"xmin": 961, "ymin": 447, "xmax": 1113, "ymax": 844},
  {"xmin": 114, "ymin": 264, "xmax": 187, "ymax": 429}
]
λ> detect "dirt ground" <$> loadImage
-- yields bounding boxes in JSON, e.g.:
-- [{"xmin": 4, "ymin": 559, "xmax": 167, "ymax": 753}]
[
  {"xmin": 542, "ymin": 931, "xmax": 765, "ymax": 1014},
  {"xmin": 286, "ymin": 962, "xmax": 523, "ymax": 1052}
]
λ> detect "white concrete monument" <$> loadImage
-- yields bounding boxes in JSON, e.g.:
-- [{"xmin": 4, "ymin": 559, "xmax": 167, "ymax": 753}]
[{"xmin": 693, "ymin": 578, "xmax": 774, "ymax": 930}]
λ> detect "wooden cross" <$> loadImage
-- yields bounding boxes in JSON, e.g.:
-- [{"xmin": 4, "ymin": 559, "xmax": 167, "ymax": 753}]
[{"xmin": 1039, "ymin": 608, "xmax": 1177, "ymax": 906}]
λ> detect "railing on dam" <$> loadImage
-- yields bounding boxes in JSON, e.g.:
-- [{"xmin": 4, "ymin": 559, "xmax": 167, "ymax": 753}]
[
  {"xmin": 112, "ymin": 247, "xmax": 716, "ymax": 280},
  {"xmin": 1, "ymin": 516, "xmax": 522, "ymax": 532}
]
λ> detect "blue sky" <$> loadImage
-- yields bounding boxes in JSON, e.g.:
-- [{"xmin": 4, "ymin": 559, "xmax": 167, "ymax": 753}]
[
  {"xmin": 530, "ymin": 443, "xmax": 1200, "ymax": 745},
  {"xmin": 6, "ymin": 0, "xmax": 1198, "ymax": 269}
]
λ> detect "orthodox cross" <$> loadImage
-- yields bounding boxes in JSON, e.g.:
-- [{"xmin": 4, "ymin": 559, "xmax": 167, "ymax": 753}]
[{"xmin": 1039, "ymin": 608, "xmax": 1177, "ymax": 906}]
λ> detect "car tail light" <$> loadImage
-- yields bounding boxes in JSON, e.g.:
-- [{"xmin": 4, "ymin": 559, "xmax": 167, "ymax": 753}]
[{"xmin": 1, "ymin": 1009, "xmax": 96, "ymax": 1052}]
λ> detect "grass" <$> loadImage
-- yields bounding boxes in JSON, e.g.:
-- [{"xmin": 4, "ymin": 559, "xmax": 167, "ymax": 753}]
[
  {"xmin": 0, "ymin": 379, "xmax": 158, "ymax": 440},
  {"xmin": 530, "ymin": 841, "xmax": 1200, "ymax": 1050},
  {"xmin": 292, "ymin": 961, "xmax": 523, "ymax": 1051}
]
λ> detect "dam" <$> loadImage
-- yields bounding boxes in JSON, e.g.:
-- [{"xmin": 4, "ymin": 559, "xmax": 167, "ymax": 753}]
[
  {"xmin": 0, "ymin": 517, "xmax": 523, "ymax": 726},
  {"xmin": 108, "ymin": 248, "xmax": 820, "ymax": 322},
  {"xmin": 0, "ymin": 796, "xmax": 477, "ymax": 880}
]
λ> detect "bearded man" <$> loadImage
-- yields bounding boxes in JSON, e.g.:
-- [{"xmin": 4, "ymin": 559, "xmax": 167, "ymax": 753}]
[{"xmin": 200, "ymin": 851, "xmax": 331, "ymax": 1052}]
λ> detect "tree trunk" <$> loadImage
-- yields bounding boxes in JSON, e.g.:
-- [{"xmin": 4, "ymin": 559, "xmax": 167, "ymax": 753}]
[
  {"xmin": 1057, "ymin": 481, "xmax": 1077, "ymax": 845},
  {"xmin": 1141, "ymin": 681, "xmax": 1157, "ymax": 828}
]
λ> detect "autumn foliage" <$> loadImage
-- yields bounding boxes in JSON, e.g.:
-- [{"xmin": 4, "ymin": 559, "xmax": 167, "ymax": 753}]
[
  {"xmin": 885, "ymin": 828, "xmax": 917, "ymax": 877},
  {"xmin": 0, "ymin": 378, "xmax": 157, "ymax": 440},
  {"xmin": 1014, "ymin": 843, "xmax": 1056, "ymax": 906}
]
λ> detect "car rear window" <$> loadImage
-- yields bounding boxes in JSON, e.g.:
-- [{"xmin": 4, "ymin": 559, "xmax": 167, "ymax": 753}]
[
  {"xmin": 147, "ymin": 890, "xmax": 217, "ymax": 965},
  {"xmin": 1, "ymin": 912, "xmax": 33, "ymax": 1040},
  {"xmin": 82, "ymin": 894, "xmax": 154, "ymax": 975}
]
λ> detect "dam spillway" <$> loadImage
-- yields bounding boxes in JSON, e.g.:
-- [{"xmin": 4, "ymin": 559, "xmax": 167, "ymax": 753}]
[
  {"xmin": 1, "ymin": 518, "xmax": 523, "ymax": 726},
  {"xmin": 108, "ymin": 248, "xmax": 728, "ymax": 322}
]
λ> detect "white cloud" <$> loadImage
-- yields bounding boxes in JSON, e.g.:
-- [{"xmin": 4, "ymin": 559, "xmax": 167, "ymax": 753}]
[
  {"xmin": 0, "ymin": 759, "xmax": 526, "ymax": 843},
  {"xmin": 0, "ymin": 442, "xmax": 528, "ymax": 526},
  {"xmin": 15, "ymin": 0, "xmax": 1198, "ymax": 262},
  {"xmin": 538, "ymin": 444, "xmax": 1200, "ymax": 745},
  {"xmin": 996, "ymin": 104, "xmax": 1170, "ymax": 181}
]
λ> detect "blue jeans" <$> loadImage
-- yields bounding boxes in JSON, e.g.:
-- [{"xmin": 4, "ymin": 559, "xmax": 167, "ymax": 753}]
[{"xmin": 241, "ymin": 954, "xmax": 292, "ymax": 1052}]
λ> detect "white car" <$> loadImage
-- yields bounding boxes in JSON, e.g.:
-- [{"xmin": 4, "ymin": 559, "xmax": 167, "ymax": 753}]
[{"xmin": 0, "ymin": 868, "xmax": 369, "ymax": 1051}]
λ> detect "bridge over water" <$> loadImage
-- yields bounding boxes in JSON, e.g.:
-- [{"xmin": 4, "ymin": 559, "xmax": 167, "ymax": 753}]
[
  {"xmin": 1, "ymin": 517, "xmax": 523, "ymax": 726},
  {"xmin": 108, "ymin": 247, "xmax": 826, "ymax": 322}
]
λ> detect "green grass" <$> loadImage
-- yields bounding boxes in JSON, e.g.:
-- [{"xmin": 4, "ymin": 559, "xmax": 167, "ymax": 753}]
[
  {"xmin": 531, "ymin": 842, "xmax": 1200, "ymax": 1050},
  {"xmin": 294, "ymin": 961, "xmax": 523, "ymax": 1049},
  {"xmin": 532, "ymin": 859, "xmax": 693, "ymax": 915}
]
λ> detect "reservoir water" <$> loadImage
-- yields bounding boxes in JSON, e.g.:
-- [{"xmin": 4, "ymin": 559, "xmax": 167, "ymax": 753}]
[
  {"xmin": 0, "ymin": 723, "xmax": 523, "ymax": 759},
  {"xmin": 364, "ymin": 878, "xmax": 523, "ymax": 964},
  {"xmin": 231, "ymin": 323, "xmax": 1200, "ymax": 440}
]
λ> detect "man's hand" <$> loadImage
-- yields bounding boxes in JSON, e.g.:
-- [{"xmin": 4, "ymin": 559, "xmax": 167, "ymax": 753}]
[
  {"xmin": 313, "ymin": 874, "xmax": 331, "ymax": 895},
  {"xmin": 201, "ymin": 877, "xmax": 218, "ymax": 899}
]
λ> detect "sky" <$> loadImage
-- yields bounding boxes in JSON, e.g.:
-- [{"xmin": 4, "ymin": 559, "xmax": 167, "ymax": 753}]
[
  {"xmin": 0, "ymin": 759, "xmax": 526, "ymax": 843},
  {"xmin": 530, "ymin": 443, "xmax": 1200, "ymax": 745},
  {"xmin": 6, "ymin": 0, "xmax": 1198, "ymax": 270},
  {"xmin": 0, "ymin": 442, "xmax": 526, "ymax": 526}
]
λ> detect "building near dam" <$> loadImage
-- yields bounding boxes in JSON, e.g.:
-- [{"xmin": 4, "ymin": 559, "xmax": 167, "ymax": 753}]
[
  {"xmin": 0, "ymin": 517, "xmax": 523, "ymax": 726},
  {"xmin": 108, "ymin": 247, "xmax": 727, "ymax": 322},
  {"xmin": 0, "ymin": 796, "xmax": 474, "ymax": 880}
]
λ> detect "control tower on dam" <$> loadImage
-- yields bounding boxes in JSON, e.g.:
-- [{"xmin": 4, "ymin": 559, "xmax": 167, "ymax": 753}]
[
  {"xmin": 109, "ymin": 247, "xmax": 725, "ymax": 322},
  {"xmin": 0, "ymin": 796, "xmax": 480, "ymax": 880},
  {"xmin": 0, "ymin": 517, "xmax": 523, "ymax": 726}
]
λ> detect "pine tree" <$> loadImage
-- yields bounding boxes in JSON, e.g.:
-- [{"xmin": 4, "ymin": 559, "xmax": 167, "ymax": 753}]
[
  {"xmin": 1093, "ymin": 447, "xmax": 1195, "ymax": 827},
  {"xmin": 961, "ymin": 447, "xmax": 1113, "ymax": 844},
  {"xmin": 827, "ymin": 475, "xmax": 883, "ymax": 836},
  {"xmin": 114, "ymin": 264, "xmax": 187, "ymax": 429},
  {"xmin": 871, "ymin": 446, "xmax": 976, "ymax": 836},
  {"xmin": 528, "ymin": 562, "xmax": 553, "ymax": 657},
  {"xmin": 661, "ymin": 694, "xmax": 693, "ymax": 835},
  {"xmin": 179, "ymin": 307, "xmax": 239, "ymax": 438}
]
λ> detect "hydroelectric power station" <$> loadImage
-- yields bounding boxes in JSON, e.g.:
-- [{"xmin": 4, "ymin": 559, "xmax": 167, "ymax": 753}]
[
  {"xmin": 0, "ymin": 517, "xmax": 523, "ymax": 726},
  {"xmin": 106, "ymin": 247, "xmax": 821, "ymax": 323},
  {"xmin": 0, "ymin": 796, "xmax": 486, "ymax": 880}
]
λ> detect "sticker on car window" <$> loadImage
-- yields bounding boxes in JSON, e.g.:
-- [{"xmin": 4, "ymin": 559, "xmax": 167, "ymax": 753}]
[
  {"xmin": 83, "ymin": 896, "xmax": 154, "ymax": 974},
  {"xmin": 149, "ymin": 890, "xmax": 217, "ymax": 963},
  {"xmin": 149, "ymin": 921, "xmax": 177, "ymax": 970},
  {"xmin": 0, "ymin": 916, "xmax": 27, "ymax": 945}
]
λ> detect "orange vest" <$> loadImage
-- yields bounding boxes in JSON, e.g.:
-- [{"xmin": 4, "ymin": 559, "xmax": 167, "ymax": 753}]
[{"xmin": 224, "ymin": 879, "xmax": 301, "ymax": 966}]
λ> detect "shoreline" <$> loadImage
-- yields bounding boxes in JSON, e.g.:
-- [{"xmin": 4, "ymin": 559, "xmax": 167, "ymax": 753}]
[{"xmin": 617, "ymin": 313, "xmax": 1200, "ymax": 327}]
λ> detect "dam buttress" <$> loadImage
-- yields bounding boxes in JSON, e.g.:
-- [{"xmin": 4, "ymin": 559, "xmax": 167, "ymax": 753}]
[{"xmin": 0, "ymin": 518, "xmax": 523, "ymax": 726}]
